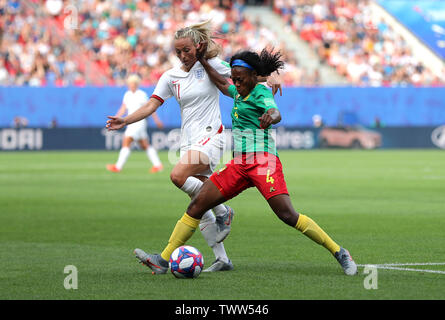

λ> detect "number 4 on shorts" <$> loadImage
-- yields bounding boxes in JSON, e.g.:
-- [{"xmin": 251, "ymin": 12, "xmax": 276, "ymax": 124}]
[{"xmin": 266, "ymin": 169, "xmax": 274, "ymax": 184}]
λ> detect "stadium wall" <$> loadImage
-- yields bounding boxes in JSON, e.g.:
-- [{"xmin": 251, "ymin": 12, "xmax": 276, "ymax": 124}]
[
  {"xmin": 1, "ymin": 126, "xmax": 444, "ymax": 151},
  {"xmin": 1, "ymin": 87, "xmax": 445, "ymax": 128}
]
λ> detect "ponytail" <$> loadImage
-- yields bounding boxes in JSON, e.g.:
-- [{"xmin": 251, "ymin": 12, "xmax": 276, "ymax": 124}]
[
  {"xmin": 174, "ymin": 19, "xmax": 221, "ymax": 59},
  {"xmin": 230, "ymin": 48, "xmax": 284, "ymax": 76}
]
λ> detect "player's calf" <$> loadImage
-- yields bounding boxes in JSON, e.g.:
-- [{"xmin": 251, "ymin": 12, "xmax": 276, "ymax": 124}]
[{"xmin": 267, "ymin": 194, "xmax": 299, "ymax": 226}]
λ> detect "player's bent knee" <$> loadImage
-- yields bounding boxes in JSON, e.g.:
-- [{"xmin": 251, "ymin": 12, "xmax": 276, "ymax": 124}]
[
  {"xmin": 170, "ymin": 171, "xmax": 187, "ymax": 188},
  {"xmin": 186, "ymin": 197, "xmax": 206, "ymax": 220},
  {"xmin": 277, "ymin": 210, "xmax": 299, "ymax": 227}
]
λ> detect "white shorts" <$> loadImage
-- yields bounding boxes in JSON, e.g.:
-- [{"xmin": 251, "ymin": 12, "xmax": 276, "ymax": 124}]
[
  {"xmin": 180, "ymin": 129, "xmax": 225, "ymax": 177},
  {"xmin": 124, "ymin": 123, "xmax": 148, "ymax": 141}
]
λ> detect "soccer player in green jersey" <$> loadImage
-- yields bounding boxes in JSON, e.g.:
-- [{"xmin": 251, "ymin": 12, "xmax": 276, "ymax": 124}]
[{"xmin": 134, "ymin": 45, "xmax": 358, "ymax": 276}]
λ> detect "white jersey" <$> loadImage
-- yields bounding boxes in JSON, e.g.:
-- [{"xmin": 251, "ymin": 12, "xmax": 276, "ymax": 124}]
[
  {"xmin": 123, "ymin": 89, "xmax": 149, "ymax": 130},
  {"xmin": 151, "ymin": 57, "xmax": 231, "ymax": 148}
]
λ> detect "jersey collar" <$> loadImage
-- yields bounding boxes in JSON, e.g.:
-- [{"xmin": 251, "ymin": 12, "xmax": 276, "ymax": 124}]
[
  {"xmin": 238, "ymin": 84, "xmax": 259, "ymax": 101},
  {"xmin": 169, "ymin": 60, "xmax": 202, "ymax": 78}
]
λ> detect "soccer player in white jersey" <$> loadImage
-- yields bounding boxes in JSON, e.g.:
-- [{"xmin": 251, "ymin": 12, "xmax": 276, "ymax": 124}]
[
  {"xmin": 107, "ymin": 20, "xmax": 281, "ymax": 272},
  {"xmin": 106, "ymin": 74, "xmax": 164, "ymax": 173}
]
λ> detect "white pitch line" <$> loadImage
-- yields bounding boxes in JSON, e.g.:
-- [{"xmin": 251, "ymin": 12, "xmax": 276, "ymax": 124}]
[
  {"xmin": 367, "ymin": 262, "xmax": 445, "ymax": 267},
  {"xmin": 357, "ymin": 264, "xmax": 445, "ymax": 275}
]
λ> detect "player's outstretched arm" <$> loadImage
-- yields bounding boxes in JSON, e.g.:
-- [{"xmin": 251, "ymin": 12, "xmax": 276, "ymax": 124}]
[
  {"xmin": 106, "ymin": 97, "xmax": 162, "ymax": 130},
  {"xmin": 151, "ymin": 111, "xmax": 164, "ymax": 129},
  {"xmin": 115, "ymin": 104, "xmax": 127, "ymax": 117},
  {"xmin": 199, "ymin": 57, "xmax": 231, "ymax": 96}
]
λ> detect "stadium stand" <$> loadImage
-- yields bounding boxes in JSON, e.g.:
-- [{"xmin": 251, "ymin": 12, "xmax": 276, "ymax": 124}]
[
  {"xmin": 0, "ymin": 0, "xmax": 316, "ymax": 86},
  {"xmin": 243, "ymin": 5, "xmax": 347, "ymax": 85},
  {"xmin": 273, "ymin": 0, "xmax": 445, "ymax": 86},
  {"xmin": 1, "ymin": 0, "xmax": 443, "ymax": 87}
]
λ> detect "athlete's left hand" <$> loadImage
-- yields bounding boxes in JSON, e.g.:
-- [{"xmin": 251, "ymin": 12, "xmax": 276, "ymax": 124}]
[
  {"xmin": 258, "ymin": 113, "xmax": 274, "ymax": 129},
  {"xmin": 196, "ymin": 41, "xmax": 208, "ymax": 60},
  {"xmin": 271, "ymin": 84, "xmax": 282, "ymax": 96},
  {"xmin": 267, "ymin": 71, "xmax": 282, "ymax": 96},
  {"xmin": 259, "ymin": 108, "xmax": 281, "ymax": 129}
]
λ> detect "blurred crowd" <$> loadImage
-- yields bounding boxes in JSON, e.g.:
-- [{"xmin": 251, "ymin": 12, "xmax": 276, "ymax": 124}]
[
  {"xmin": 274, "ymin": 0, "xmax": 445, "ymax": 86},
  {"xmin": 0, "ymin": 0, "xmax": 314, "ymax": 87},
  {"xmin": 2, "ymin": 0, "xmax": 443, "ymax": 87}
]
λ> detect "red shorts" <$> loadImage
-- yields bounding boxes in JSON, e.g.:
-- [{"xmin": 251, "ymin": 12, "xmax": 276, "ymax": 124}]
[{"xmin": 210, "ymin": 152, "xmax": 289, "ymax": 201}]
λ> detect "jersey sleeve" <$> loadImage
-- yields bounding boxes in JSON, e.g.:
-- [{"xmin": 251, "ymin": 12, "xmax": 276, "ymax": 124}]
[
  {"xmin": 208, "ymin": 57, "xmax": 231, "ymax": 78},
  {"xmin": 151, "ymin": 72, "xmax": 173, "ymax": 104},
  {"xmin": 227, "ymin": 84, "xmax": 238, "ymax": 99}
]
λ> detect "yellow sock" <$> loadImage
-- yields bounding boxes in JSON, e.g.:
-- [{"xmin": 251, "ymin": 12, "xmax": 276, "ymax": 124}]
[
  {"xmin": 160, "ymin": 213, "xmax": 200, "ymax": 261},
  {"xmin": 295, "ymin": 214, "xmax": 340, "ymax": 255}
]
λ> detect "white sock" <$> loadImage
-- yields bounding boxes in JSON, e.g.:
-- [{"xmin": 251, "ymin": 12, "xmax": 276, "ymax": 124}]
[
  {"xmin": 200, "ymin": 211, "xmax": 229, "ymax": 263},
  {"xmin": 181, "ymin": 176, "xmax": 228, "ymax": 215},
  {"xmin": 146, "ymin": 146, "xmax": 161, "ymax": 167},
  {"xmin": 180, "ymin": 176, "xmax": 203, "ymax": 197},
  {"xmin": 199, "ymin": 210, "xmax": 218, "ymax": 248},
  {"xmin": 116, "ymin": 147, "xmax": 131, "ymax": 170},
  {"xmin": 212, "ymin": 242, "xmax": 229, "ymax": 263},
  {"xmin": 212, "ymin": 203, "xmax": 228, "ymax": 217}
]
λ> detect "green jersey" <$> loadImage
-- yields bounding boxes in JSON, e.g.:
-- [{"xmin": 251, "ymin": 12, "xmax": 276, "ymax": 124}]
[{"xmin": 228, "ymin": 84, "xmax": 278, "ymax": 155}]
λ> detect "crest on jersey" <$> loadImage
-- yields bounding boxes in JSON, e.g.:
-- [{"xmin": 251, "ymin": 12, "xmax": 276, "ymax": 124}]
[{"xmin": 195, "ymin": 69, "xmax": 205, "ymax": 80}]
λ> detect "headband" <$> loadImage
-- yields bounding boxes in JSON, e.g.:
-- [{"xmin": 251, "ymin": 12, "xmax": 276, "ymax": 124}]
[{"xmin": 231, "ymin": 59, "xmax": 254, "ymax": 70}]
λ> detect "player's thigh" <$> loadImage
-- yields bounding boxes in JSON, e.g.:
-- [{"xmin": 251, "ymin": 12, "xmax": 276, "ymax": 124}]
[
  {"xmin": 188, "ymin": 133, "xmax": 225, "ymax": 176},
  {"xmin": 125, "ymin": 125, "xmax": 147, "ymax": 142},
  {"xmin": 248, "ymin": 153, "xmax": 290, "ymax": 203},
  {"xmin": 170, "ymin": 150, "xmax": 211, "ymax": 187},
  {"xmin": 179, "ymin": 149, "xmax": 211, "ymax": 167},
  {"xmin": 209, "ymin": 160, "xmax": 253, "ymax": 201},
  {"xmin": 250, "ymin": 159, "xmax": 297, "ymax": 226},
  {"xmin": 122, "ymin": 136, "xmax": 134, "ymax": 148},
  {"xmin": 198, "ymin": 133, "xmax": 225, "ymax": 172}
]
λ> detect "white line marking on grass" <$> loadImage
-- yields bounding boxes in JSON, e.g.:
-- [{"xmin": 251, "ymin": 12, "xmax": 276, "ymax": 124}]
[
  {"xmin": 357, "ymin": 263, "xmax": 445, "ymax": 275},
  {"xmin": 373, "ymin": 262, "xmax": 445, "ymax": 267}
]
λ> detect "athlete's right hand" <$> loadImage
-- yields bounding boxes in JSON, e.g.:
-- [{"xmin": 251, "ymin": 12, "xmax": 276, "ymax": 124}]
[{"xmin": 106, "ymin": 116, "xmax": 126, "ymax": 130}]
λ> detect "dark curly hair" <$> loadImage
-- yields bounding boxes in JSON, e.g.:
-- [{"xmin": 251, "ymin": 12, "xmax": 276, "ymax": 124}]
[{"xmin": 230, "ymin": 48, "xmax": 284, "ymax": 77}]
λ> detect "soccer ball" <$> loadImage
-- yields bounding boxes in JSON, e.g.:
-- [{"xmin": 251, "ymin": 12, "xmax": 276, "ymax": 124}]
[{"xmin": 169, "ymin": 245, "xmax": 204, "ymax": 279}]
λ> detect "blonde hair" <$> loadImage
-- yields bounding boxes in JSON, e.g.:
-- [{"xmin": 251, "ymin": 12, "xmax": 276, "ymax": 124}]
[
  {"xmin": 174, "ymin": 19, "xmax": 221, "ymax": 59},
  {"xmin": 126, "ymin": 74, "xmax": 140, "ymax": 85}
]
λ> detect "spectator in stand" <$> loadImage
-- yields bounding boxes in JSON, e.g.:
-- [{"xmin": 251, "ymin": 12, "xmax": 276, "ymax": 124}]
[
  {"xmin": 274, "ymin": 0, "xmax": 445, "ymax": 86},
  {"xmin": 11, "ymin": 116, "xmax": 29, "ymax": 128},
  {"xmin": 0, "ymin": 0, "xmax": 311, "ymax": 86},
  {"xmin": 0, "ymin": 54, "xmax": 9, "ymax": 85}
]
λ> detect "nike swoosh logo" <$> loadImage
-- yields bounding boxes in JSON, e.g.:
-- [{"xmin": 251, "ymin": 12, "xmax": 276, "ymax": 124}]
[
  {"xmin": 224, "ymin": 210, "xmax": 232, "ymax": 226},
  {"xmin": 200, "ymin": 224, "xmax": 209, "ymax": 231},
  {"xmin": 146, "ymin": 259, "xmax": 161, "ymax": 269}
]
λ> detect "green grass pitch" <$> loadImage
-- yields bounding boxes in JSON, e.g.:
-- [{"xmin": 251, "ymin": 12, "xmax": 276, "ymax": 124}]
[{"xmin": 1, "ymin": 150, "xmax": 444, "ymax": 300}]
